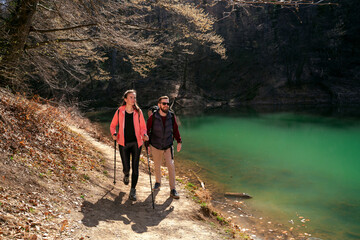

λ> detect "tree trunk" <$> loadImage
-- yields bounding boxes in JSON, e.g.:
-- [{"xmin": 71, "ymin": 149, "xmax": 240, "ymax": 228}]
[{"xmin": 0, "ymin": 0, "xmax": 39, "ymax": 88}]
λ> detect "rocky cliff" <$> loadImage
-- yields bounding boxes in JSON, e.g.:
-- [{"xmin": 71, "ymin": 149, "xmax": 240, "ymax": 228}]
[{"xmin": 79, "ymin": 0, "xmax": 360, "ymax": 110}]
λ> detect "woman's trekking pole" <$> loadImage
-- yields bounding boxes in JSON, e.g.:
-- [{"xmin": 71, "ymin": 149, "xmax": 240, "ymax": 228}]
[
  {"xmin": 146, "ymin": 146, "xmax": 155, "ymax": 209},
  {"xmin": 113, "ymin": 135, "xmax": 117, "ymax": 185}
]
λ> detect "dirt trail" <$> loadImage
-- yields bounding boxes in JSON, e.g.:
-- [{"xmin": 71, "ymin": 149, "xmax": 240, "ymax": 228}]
[{"xmin": 67, "ymin": 126, "xmax": 227, "ymax": 240}]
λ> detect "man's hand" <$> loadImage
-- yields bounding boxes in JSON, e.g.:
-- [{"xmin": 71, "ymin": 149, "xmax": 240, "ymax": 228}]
[{"xmin": 177, "ymin": 142, "xmax": 182, "ymax": 152}]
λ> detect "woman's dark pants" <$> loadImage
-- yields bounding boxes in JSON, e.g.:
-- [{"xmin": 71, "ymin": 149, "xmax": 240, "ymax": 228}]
[{"xmin": 119, "ymin": 142, "xmax": 142, "ymax": 189}]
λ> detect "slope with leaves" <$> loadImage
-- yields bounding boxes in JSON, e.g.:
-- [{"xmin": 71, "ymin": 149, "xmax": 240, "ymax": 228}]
[{"xmin": 0, "ymin": 88, "xmax": 109, "ymax": 239}]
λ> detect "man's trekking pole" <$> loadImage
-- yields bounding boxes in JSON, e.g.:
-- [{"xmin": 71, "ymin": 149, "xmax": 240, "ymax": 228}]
[
  {"xmin": 113, "ymin": 134, "xmax": 117, "ymax": 185},
  {"xmin": 145, "ymin": 145, "xmax": 155, "ymax": 209}
]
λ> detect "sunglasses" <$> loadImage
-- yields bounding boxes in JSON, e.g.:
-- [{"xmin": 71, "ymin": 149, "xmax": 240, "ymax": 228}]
[{"xmin": 161, "ymin": 102, "xmax": 170, "ymax": 106}]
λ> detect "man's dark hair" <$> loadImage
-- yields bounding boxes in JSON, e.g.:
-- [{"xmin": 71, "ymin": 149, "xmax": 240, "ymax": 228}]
[{"xmin": 158, "ymin": 96, "xmax": 169, "ymax": 103}]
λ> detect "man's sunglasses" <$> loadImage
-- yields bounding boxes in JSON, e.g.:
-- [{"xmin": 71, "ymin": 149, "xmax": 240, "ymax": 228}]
[{"xmin": 161, "ymin": 102, "xmax": 170, "ymax": 106}]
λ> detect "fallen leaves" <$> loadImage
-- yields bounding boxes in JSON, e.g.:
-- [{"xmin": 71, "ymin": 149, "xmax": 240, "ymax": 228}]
[
  {"xmin": 0, "ymin": 89, "xmax": 106, "ymax": 183},
  {"xmin": 0, "ymin": 186, "xmax": 84, "ymax": 239},
  {"xmin": 0, "ymin": 89, "xmax": 108, "ymax": 239},
  {"xmin": 0, "ymin": 189, "xmax": 48, "ymax": 238},
  {"xmin": 60, "ymin": 220, "xmax": 68, "ymax": 232}
]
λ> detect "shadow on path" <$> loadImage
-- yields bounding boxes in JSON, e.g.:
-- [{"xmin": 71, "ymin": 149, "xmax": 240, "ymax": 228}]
[{"xmin": 81, "ymin": 190, "xmax": 174, "ymax": 233}]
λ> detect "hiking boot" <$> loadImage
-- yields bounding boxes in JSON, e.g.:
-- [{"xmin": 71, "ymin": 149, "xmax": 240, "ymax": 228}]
[
  {"xmin": 123, "ymin": 175, "xmax": 129, "ymax": 185},
  {"xmin": 153, "ymin": 182, "xmax": 161, "ymax": 191},
  {"xmin": 129, "ymin": 188, "xmax": 136, "ymax": 201},
  {"xmin": 170, "ymin": 189, "xmax": 179, "ymax": 199}
]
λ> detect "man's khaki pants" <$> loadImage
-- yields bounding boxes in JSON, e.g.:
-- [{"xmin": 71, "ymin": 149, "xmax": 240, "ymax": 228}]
[{"xmin": 150, "ymin": 146, "xmax": 175, "ymax": 190}]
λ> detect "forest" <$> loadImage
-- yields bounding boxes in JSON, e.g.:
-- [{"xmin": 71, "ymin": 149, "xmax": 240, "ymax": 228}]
[{"xmin": 1, "ymin": 0, "xmax": 357, "ymax": 110}]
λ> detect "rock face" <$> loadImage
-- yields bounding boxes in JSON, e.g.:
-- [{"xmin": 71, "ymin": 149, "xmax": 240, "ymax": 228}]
[
  {"xmin": 80, "ymin": 0, "xmax": 360, "ymax": 110},
  {"xmin": 185, "ymin": 0, "xmax": 360, "ymax": 107}
]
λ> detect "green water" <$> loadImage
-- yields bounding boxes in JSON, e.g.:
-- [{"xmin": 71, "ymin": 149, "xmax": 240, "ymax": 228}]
[
  {"xmin": 176, "ymin": 112, "xmax": 360, "ymax": 240},
  {"xmin": 88, "ymin": 109, "xmax": 360, "ymax": 239}
]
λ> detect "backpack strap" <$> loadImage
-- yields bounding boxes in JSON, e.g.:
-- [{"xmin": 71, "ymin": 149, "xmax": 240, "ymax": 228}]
[
  {"xmin": 170, "ymin": 111, "xmax": 175, "ymax": 126},
  {"xmin": 117, "ymin": 108, "xmax": 120, "ymax": 135},
  {"xmin": 138, "ymin": 109, "xmax": 140, "ymax": 124}
]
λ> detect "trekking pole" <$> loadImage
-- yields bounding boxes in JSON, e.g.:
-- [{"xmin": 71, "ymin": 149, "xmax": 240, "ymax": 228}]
[
  {"xmin": 113, "ymin": 134, "xmax": 117, "ymax": 185},
  {"xmin": 146, "ymin": 146, "xmax": 155, "ymax": 209}
]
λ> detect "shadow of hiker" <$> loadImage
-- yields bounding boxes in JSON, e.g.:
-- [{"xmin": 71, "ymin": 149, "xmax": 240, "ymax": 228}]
[{"xmin": 81, "ymin": 190, "xmax": 174, "ymax": 233}]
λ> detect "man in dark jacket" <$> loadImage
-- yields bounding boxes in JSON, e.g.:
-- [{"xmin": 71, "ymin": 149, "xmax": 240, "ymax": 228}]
[{"xmin": 147, "ymin": 96, "xmax": 182, "ymax": 199}]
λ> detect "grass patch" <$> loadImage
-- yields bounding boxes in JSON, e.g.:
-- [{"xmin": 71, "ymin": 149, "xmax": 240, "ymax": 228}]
[
  {"xmin": 216, "ymin": 215, "xmax": 228, "ymax": 225},
  {"xmin": 192, "ymin": 196, "xmax": 200, "ymax": 203},
  {"xmin": 175, "ymin": 177, "xmax": 184, "ymax": 183},
  {"xmin": 185, "ymin": 182, "xmax": 197, "ymax": 192}
]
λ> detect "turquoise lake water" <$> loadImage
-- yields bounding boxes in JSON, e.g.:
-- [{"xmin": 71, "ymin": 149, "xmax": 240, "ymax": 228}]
[
  {"xmin": 89, "ymin": 108, "xmax": 360, "ymax": 239},
  {"xmin": 175, "ymin": 111, "xmax": 360, "ymax": 240}
]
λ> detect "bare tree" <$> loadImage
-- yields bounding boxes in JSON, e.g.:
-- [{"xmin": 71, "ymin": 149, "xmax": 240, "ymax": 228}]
[{"xmin": 0, "ymin": 0, "xmax": 227, "ymax": 96}]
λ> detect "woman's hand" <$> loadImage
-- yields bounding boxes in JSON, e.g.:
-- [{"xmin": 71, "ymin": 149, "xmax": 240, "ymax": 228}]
[
  {"xmin": 112, "ymin": 134, "xmax": 117, "ymax": 140},
  {"xmin": 143, "ymin": 134, "xmax": 149, "ymax": 141}
]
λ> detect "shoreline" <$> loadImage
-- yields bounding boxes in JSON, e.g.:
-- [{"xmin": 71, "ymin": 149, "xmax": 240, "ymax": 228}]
[{"xmin": 173, "ymin": 155, "xmax": 319, "ymax": 240}]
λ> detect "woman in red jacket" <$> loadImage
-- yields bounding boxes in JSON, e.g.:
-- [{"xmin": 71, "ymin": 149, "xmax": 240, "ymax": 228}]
[{"xmin": 110, "ymin": 89, "xmax": 148, "ymax": 201}]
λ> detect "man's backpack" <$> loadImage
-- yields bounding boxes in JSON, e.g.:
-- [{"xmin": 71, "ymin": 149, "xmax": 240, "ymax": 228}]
[{"xmin": 148, "ymin": 105, "xmax": 159, "ymax": 113}]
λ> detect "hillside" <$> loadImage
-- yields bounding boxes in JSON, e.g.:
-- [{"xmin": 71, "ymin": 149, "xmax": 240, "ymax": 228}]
[{"xmin": 0, "ymin": 88, "xmax": 109, "ymax": 238}]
